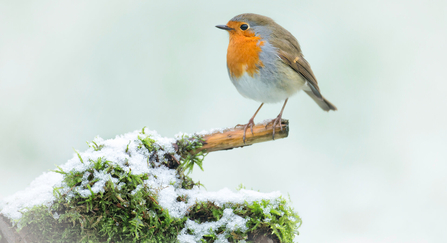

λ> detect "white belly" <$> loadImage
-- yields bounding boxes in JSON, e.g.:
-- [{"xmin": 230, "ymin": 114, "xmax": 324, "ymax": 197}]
[{"xmin": 230, "ymin": 65, "xmax": 306, "ymax": 103}]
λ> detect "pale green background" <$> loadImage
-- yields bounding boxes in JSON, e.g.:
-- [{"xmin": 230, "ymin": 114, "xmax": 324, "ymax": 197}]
[{"xmin": 1, "ymin": 0, "xmax": 446, "ymax": 242}]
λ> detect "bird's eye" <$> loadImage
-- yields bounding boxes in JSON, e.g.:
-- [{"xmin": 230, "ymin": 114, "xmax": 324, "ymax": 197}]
[{"xmin": 240, "ymin": 24, "xmax": 249, "ymax": 30}]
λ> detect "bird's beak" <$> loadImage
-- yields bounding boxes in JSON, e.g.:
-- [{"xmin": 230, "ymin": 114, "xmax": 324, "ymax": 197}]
[{"xmin": 215, "ymin": 25, "xmax": 234, "ymax": 31}]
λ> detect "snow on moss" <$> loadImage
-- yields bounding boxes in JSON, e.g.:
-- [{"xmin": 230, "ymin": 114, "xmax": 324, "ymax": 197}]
[{"xmin": 0, "ymin": 128, "xmax": 300, "ymax": 242}]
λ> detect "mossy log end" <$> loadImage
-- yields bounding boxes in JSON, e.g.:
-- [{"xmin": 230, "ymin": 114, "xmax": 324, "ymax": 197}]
[
  {"xmin": 192, "ymin": 119, "xmax": 289, "ymax": 154},
  {"xmin": 0, "ymin": 120, "xmax": 291, "ymax": 243}
]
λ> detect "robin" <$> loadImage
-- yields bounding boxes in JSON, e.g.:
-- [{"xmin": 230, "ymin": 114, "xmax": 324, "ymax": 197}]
[{"xmin": 216, "ymin": 13, "xmax": 337, "ymax": 143}]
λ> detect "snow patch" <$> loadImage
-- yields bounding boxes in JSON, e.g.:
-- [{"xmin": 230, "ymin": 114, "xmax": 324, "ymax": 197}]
[{"xmin": 0, "ymin": 128, "xmax": 286, "ymax": 242}]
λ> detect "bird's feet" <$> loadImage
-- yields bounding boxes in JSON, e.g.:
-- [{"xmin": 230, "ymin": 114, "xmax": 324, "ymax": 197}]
[
  {"xmin": 235, "ymin": 118, "xmax": 256, "ymax": 144},
  {"xmin": 265, "ymin": 114, "xmax": 283, "ymax": 140}
]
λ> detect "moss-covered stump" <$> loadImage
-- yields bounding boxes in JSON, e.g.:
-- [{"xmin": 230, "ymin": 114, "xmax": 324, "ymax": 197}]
[{"xmin": 0, "ymin": 128, "xmax": 301, "ymax": 242}]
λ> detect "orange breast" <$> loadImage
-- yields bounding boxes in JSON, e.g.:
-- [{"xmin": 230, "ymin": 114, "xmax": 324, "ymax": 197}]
[{"xmin": 227, "ymin": 30, "xmax": 265, "ymax": 79}]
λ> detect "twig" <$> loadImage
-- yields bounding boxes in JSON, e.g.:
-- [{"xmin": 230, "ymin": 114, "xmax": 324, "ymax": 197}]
[{"xmin": 191, "ymin": 119, "xmax": 289, "ymax": 154}]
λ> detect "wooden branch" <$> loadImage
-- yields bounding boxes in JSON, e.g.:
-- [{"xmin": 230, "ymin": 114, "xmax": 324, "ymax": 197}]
[{"xmin": 192, "ymin": 119, "xmax": 289, "ymax": 154}]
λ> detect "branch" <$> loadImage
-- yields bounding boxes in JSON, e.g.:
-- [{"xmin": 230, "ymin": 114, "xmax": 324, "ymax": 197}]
[{"xmin": 192, "ymin": 119, "xmax": 289, "ymax": 154}]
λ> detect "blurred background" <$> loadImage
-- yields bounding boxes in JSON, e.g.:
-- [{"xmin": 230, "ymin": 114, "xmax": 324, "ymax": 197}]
[{"xmin": 1, "ymin": 0, "xmax": 446, "ymax": 242}]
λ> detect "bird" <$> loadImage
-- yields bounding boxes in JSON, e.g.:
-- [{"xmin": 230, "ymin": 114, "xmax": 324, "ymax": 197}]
[{"xmin": 216, "ymin": 13, "xmax": 337, "ymax": 143}]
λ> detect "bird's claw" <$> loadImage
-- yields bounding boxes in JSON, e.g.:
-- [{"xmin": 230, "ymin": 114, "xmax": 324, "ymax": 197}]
[
  {"xmin": 240, "ymin": 118, "xmax": 255, "ymax": 144},
  {"xmin": 265, "ymin": 115, "xmax": 283, "ymax": 140}
]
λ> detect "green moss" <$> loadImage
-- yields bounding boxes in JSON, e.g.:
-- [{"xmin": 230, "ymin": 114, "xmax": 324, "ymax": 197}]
[
  {"xmin": 6, "ymin": 128, "xmax": 301, "ymax": 242},
  {"xmin": 237, "ymin": 198, "xmax": 302, "ymax": 242},
  {"xmin": 188, "ymin": 202, "xmax": 224, "ymax": 223},
  {"xmin": 185, "ymin": 196, "xmax": 301, "ymax": 242},
  {"xmin": 21, "ymin": 157, "xmax": 185, "ymax": 242},
  {"xmin": 138, "ymin": 135, "xmax": 157, "ymax": 152},
  {"xmin": 87, "ymin": 141, "xmax": 104, "ymax": 151},
  {"xmin": 175, "ymin": 134, "xmax": 206, "ymax": 174}
]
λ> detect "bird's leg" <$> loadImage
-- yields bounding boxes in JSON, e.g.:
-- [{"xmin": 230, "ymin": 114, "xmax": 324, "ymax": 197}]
[
  {"xmin": 265, "ymin": 98, "xmax": 288, "ymax": 140},
  {"xmin": 235, "ymin": 103, "xmax": 264, "ymax": 144}
]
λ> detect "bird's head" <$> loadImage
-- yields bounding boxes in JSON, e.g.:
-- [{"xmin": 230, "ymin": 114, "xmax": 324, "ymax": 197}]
[{"xmin": 216, "ymin": 13, "xmax": 276, "ymax": 39}]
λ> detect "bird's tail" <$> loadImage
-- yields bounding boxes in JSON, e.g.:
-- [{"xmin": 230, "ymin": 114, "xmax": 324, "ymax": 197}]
[{"xmin": 304, "ymin": 90, "xmax": 337, "ymax": 111}]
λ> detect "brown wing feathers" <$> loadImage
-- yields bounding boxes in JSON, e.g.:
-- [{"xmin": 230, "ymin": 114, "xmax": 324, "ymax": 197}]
[{"xmin": 278, "ymin": 51, "xmax": 337, "ymax": 111}]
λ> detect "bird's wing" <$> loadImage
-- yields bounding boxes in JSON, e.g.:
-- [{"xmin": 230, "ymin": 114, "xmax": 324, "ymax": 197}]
[
  {"xmin": 277, "ymin": 50, "xmax": 323, "ymax": 99},
  {"xmin": 278, "ymin": 50, "xmax": 337, "ymax": 111}
]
